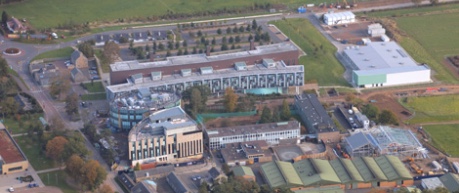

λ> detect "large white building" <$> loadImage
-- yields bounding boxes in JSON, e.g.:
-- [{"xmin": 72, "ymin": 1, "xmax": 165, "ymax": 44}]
[
  {"xmin": 206, "ymin": 121, "xmax": 301, "ymax": 150},
  {"xmin": 343, "ymin": 41, "xmax": 431, "ymax": 88},
  {"xmin": 128, "ymin": 107, "xmax": 203, "ymax": 166},
  {"xmin": 323, "ymin": 11, "xmax": 355, "ymax": 25}
]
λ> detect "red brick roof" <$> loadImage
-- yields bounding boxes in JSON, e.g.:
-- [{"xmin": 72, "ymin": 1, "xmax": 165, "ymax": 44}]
[{"xmin": 0, "ymin": 129, "xmax": 26, "ymax": 164}]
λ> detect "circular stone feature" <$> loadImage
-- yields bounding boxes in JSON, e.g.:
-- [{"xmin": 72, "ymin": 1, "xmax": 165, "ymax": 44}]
[{"xmin": 3, "ymin": 48, "xmax": 22, "ymax": 55}]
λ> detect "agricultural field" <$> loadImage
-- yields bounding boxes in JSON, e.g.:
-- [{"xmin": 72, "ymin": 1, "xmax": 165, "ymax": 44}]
[
  {"xmin": 270, "ymin": 18, "xmax": 348, "ymax": 86},
  {"xmin": 364, "ymin": 4, "xmax": 459, "ymax": 83},
  {"xmin": 401, "ymin": 95, "xmax": 459, "ymax": 124},
  {"xmin": 424, "ymin": 124, "xmax": 459, "ymax": 157},
  {"xmin": 1, "ymin": 0, "xmax": 374, "ymax": 29}
]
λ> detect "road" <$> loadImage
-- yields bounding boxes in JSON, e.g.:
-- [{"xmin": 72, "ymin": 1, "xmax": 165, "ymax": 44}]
[{"xmin": 1, "ymin": 0, "xmax": 458, "ymax": 192}]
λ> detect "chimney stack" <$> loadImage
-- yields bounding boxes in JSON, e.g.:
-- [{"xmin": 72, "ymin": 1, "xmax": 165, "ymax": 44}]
[
  {"xmin": 250, "ymin": 40, "xmax": 255, "ymax": 50},
  {"xmin": 206, "ymin": 45, "xmax": 211, "ymax": 56}
]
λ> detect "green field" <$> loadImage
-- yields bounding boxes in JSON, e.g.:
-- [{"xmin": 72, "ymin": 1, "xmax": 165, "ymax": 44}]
[
  {"xmin": 38, "ymin": 170, "xmax": 78, "ymax": 193},
  {"xmin": 81, "ymin": 93, "xmax": 107, "ymax": 101},
  {"xmin": 270, "ymin": 18, "xmax": 348, "ymax": 86},
  {"xmin": 14, "ymin": 135, "xmax": 56, "ymax": 171},
  {"xmin": 1, "ymin": 0, "xmax": 376, "ymax": 29},
  {"xmin": 32, "ymin": 47, "xmax": 74, "ymax": 61},
  {"xmin": 424, "ymin": 124, "xmax": 459, "ymax": 157},
  {"xmin": 2, "ymin": 113, "xmax": 44, "ymax": 134},
  {"xmin": 83, "ymin": 82, "xmax": 105, "ymax": 93},
  {"xmin": 402, "ymin": 95, "xmax": 459, "ymax": 124},
  {"xmin": 365, "ymin": 3, "xmax": 459, "ymax": 17}
]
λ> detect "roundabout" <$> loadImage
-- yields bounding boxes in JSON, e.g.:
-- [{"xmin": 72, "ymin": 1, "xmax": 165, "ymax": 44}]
[{"xmin": 3, "ymin": 47, "xmax": 22, "ymax": 56}]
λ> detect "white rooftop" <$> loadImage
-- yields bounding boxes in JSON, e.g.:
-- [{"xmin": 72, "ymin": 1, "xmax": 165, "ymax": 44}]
[
  {"xmin": 110, "ymin": 43, "xmax": 297, "ymax": 72},
  {"xmin": 422, "ymin": 177, "xmax": 444, "ymax": 190},
  {"xmin": 344, "ymin": 41, "xmax": 419, "ymax": 71}
]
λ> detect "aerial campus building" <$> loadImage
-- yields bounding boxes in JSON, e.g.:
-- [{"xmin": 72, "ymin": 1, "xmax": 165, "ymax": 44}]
[
  {"xmin": 323, "ymin": 11, "xmax": 356, "ymax": 26},
  {"xmin": 106, "ymin": 43, "xmax": 304, "ymax": 98},
  {"xmin": 294, "ymin": 94, "xmax": 340, "ymax": 143},
  {"xmin": 343, "ymin": 41, "xmax": 431, "ymax": 88},
  {"xmin": 109, "ymin": 90, "xmax": 181, "ymax": 131},
  {"xmin": 128, "ymin": 107, "xmax": 203, "ymax": 166},
  {"xmin": 344, "ymin": 126, "xmax": 426, "ymax": 159},
  {"xmin": 205, "ymin": 121, "xmax": 301, "ymax": 150},
  {"xmin": 0, "ymin": 123, "xmax": 29, "ymax": 175},
  {"xmin": 260, "ymin": 155, "xmax": 413, "ymax": 191}
]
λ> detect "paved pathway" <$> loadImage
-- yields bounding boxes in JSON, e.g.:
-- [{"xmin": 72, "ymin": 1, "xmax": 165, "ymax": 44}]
[{"xmin": 35, "ymin": 167, "xmax": 65, "ymax": 174}]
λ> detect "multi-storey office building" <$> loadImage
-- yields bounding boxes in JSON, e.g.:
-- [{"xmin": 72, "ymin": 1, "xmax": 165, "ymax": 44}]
[
  {"xmin": 205, "ymin": 121, "xmax": 301, "ymax": 150},
  {"xmin": 128, "ymin": 107, "xmax": 203, "ymax": 166}
]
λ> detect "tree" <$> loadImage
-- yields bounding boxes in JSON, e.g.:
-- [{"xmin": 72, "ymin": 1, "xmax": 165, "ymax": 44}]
[
  {"xmin": 182, "ymin": 85, "xmax": 210, "ymax": 114},
  {"xmin": 232, "ymin": 26, "xmax": 238, "ymax": 33},
  {"xmin": 158, "ymin": 43, "xmax": 165, "ymax": 50},
  {"xmin": 228, "ymin": 36, "xmax": 234, "ymax": 43},
  {"xmin": 248, "ymin": 34, "xmax": 253, "ymax": 41},
  {"xmin": 0, "ymin": 56, "xmax": 8, "ymax": 77},
  {"xmin": 166, "ymin": 50, "xmax": 171, "ymax": 57},
  {"xmin": 226, "ymin": 27, "xmax": 231, "ymax": 34},
  {"xmin": 153, "ymin": 41, "xmax": 157, "ymax": 50},
  {"xmin": 252, "ymin": 19, "xmax": 258, "ymax": 30},
  {"xmin": 63, "ymin": 131, "xmax": 91, "ymax": 160},
  {"xmin": 65, "ymin": 93, "xmax": 79, "ymax": 116},
  {"xmin": 362, "ymin": 104, "xmax": 379, "ymax": 120},
  {"xmin": 134, "ymin": 162, "xmax": 141, "ymax": 171},
  {"xmin": 46, "ymin": 136, "xmax": 69, "ymax": 161},
  {"xmin": 198, "ymin": 181, "xmax": 208, "ymax": 193},
  {"xmin": 175, "ymin": 41, "xmax": 180, "ymax": 49},
  {"xmin": 177, "ymin": 49, "xmax": 183, "ymax": 56},
  {"xmin": 221, "ymin": 163, "xmax": 230, "ymax": 175},
  {"xmin": 221, "ymin": 44, "xmax": 228, "ymax": 51},
  {"xmin": 197, "ymin": 30, "xmax": 203, "ymax": 37},
  {"xmin": 0, "ymin": 97, "xmax": 19, "ymax": 116},
  {"xmin": 184, "ymin": 48, "xmax": 189, "ymax": 55},
  {"xmin": 378, "ymin": 110, "xmax": 398, "ymax": 125},
  {"xmin": 49, "ymin": 75, "xmax": 71, "ymax": 99},
  {"xmin": 192, "ymin": 47, "xmax": 197, "ymax": 54},
  {"xmin": 280, "ymin": 99, "xmax": 291, "ymax": 121},
  {"xmin": 182, "ymin": 40, "xmax": 188, "ymax": 47},
  {"xmin": 103, "ymin": 41, "xmax": 120, "ymax": 64},
  {"xmin": 167, "ymin": 41, "xmax": 173, "ymax": 50},
  {"xmin": 80, "ymin": 160, "xmax": 107, "ymax": 191},
  {"xmin": 97, "ymin": 184, "xmax": 114, "ymax": 193},
  {"xmin": 222, "ymin": 36, "xmax": 227, "ymax": 44},
  {"xmin": 235, "ymin": 35, "xmax": 241, "ymax": 43},
  {"xmin": 272, "ymin": 108, "xmax": 280, "ymax": 122},
  {"xmin": 239, "ymin": 26, "xmax": 244, "ymax": 33},
  {"xmin": 211, "ymin": 37, "xmax": 216, "ymax": 45},
  {"xmin": 231, "ymin": 44, "xmax": 235, "ymax": 50},
  {"xmin": 260, "ymin": 106, "xmax": 272, "ymax": 123},
  {"xmin": 246, "ymin": 24, "xmax": 251, "ymax": 32},
  {"xmin": 217, "ymin": 28, "xmax": 222, "ymax": 35},
  {"xmin": 237, "ymin": 95, "xmax": 254, "ymax": 112},
  {"xmin": 78, "ymin": 42, "xmax": 95, "ymax": 58},
  {"xmin": 2, "ymin": 10, "xmax": 9, "ymax": 25},
  {"xmin": 66, "ymin": 154, "xmax": 84, "ymax": 180},
  {"xmin": 224, "ymin": 87, "xmax": 238, "ymax": 112},
  {"xmin": 412, "ymin": 0, "xmax": 422, "ymax": 6}
]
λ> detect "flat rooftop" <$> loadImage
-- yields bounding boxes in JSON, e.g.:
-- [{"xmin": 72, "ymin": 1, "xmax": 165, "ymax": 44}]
[
  {"xmin": 110, "ymin": 43, "xmax": 298, "ymax": 72},
  {"xmin": 110, "ymin": 91, "xmax": 179, "ymax": 110},
  {"xmin": 206, "ymin": 121, "xmax": 300, "ymax": 138},
  {"xmin": 107, "ymin": 61, "xmax": 303, "ymax": 93},
  {"xmin": 129, "ymin": 107, "xmax": 198, "ymax": 141},
  {"xmin": 295, "ymin": 94, "xmax": 337, "ymax": 133},
  {"xmin": 221, "ymin": 141, "xmax": 273, "ymax": 163},
  {"xmin": 0, "ymin": 123, "xmax": 27, "ymax": 164},
  {"xmin": 344, "ymin": 41, "xmax": 420, "ymax": 71}
]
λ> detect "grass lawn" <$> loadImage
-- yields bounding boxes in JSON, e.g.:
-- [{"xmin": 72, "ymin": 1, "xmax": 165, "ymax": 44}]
[
  {"xmin": 83, "ymin": 82, "xmax": 105, "ymax": 93},
  {"xmin": 14, "ymin": 136, "xmax": 56, "ymax": 171},
  {"xmin": 2, "ymin": 113, "xmax": 44, "ymax": 134},
  {"xmin": 424, "ymin": 124, "xmax": 459, "ymax": 157},
  {"xmin": 1, "ymin": 0, "xmax": 374, "ymax": 29},
  {"xmin": 364, "ymin": 3, "xmax": 459, "ymax": 17},
  {"xmin": 402, "ymin": 95, "xmax": 459, "ymax": 124},
  {"xmin": 38, "ymin": 170, "xmax": 78, "ymax": 193},
  {"xmin": 32, "ymin": 47, "xmax": 74, "ymax": 61},
  {"xmin": 81, "ymin": 93, "xmax": 107, "ymax": 101},
  {"xmin": 270, "ymin": 18, "xmax": 348, "ymax": 86}
]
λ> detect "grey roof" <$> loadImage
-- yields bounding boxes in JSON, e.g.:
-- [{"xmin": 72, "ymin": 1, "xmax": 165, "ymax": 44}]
[
  {"xmin": 345, "ymin": 132, "xmax": 375, "ymax": 151},
  {"xmin": 107, "ymin": 61, "xmax": 303, "ymax": 93},
  {"xmin": 118, "ymin": 173, "xmax": 136, "ymax": 190},
  {"xmin": 440, "ymin": 173, "xmax": 459, "ymax": 192},
  {"xmin": 295, "ymin": 94, "xmax": 337, "ymax": 133},
  {"xmin": 131, "ymin": 180, "xmax": 157, "ymax": 193},
  {"xmin": 110, "ymin": 43, "xmax": 297, "ymax": 72},
  {"xmin": 167, "ymin": 172, "xmax": 189, "ymax": 193},
  {"xmin": 344, "ymin": 41, "xmax": 429, "ymax": 76},
  {"xmin": 71, "ymin": 50, "xmax": 82, "ymax": 62},
  {"xmin": 208, "ymin": 167, "xmax": 221, "ymax": 179},
  {"xmin": 71, "ymin": 67, "xmax": 83, "ymax": 76},
  {"xmin": 96, "ymin": 34, "xmax": 112, "ymax": 43}
]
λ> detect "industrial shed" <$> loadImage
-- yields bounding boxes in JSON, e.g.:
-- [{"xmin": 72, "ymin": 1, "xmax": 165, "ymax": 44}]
[
  {"xmin": 259, "ymin": 155, "xmax": 413, "ymax": 191},
  {"xmin": 345, "ymin": 126, "xmax": 426, "ymax": 159},
  {"xmin": 343, "ymin": 41, "xmax": 431, "ymax": 88},
  {"xmin": 323, "ymin": 11, "xmax": 355, "ymax": 25}
]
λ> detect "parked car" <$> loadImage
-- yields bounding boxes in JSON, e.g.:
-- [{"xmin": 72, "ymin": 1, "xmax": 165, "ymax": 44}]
[
  {"xmin": 8, "ymin": 187, "xmax": 14, "ymax": 192},
  {"xmin": 92, "ymin": 75, "xmax": 100, "ymax": 80}
]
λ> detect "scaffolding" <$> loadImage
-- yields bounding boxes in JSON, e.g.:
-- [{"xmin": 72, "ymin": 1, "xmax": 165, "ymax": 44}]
[{"xmin": 346, "ymin": 126, "xmax": 427, "ymax": 159}]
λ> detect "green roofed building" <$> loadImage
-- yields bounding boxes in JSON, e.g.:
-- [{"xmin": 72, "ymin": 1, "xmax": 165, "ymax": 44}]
[
  {"xmin": 233, "ymin": 166, "xmax": 256, "ymax": 181},
  {"xmin": 439, "ymin": 173, "xmax": 459, "ymax": 192},
  {"xmin": 260, "ymin": 155, "xmax": 413, "ymax": 191}
]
